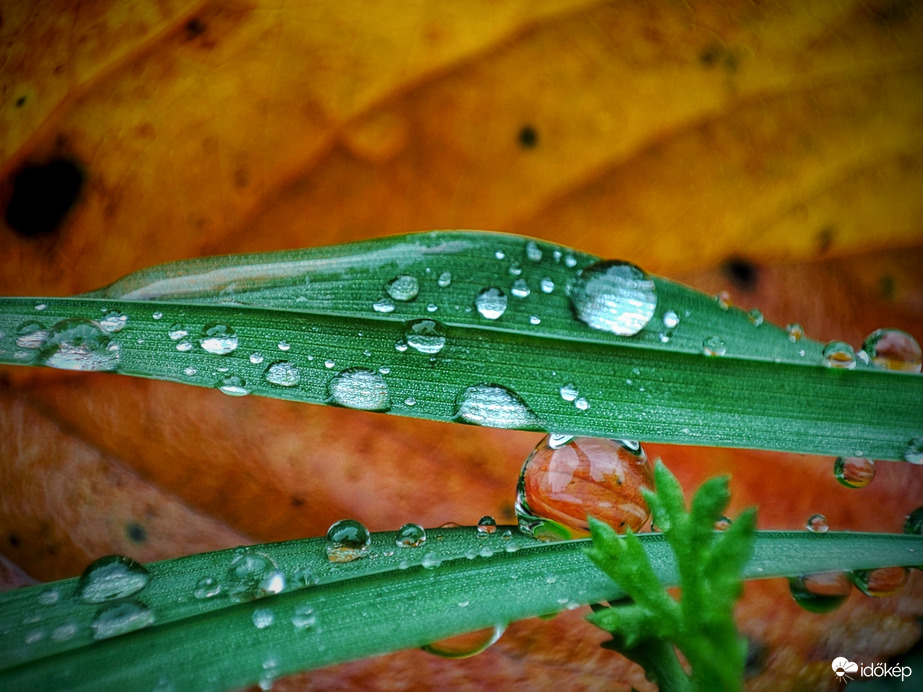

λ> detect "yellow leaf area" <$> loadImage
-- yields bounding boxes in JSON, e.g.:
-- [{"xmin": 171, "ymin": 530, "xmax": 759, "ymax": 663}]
[{"xmin": 1, "ymin": 1, "xmax": 921, "ymax": 690}]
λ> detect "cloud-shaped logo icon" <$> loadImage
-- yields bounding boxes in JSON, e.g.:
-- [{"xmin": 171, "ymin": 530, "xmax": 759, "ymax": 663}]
[{"xmin": 832, "ymin": 657, "xmax": 859, "ymax": 681}]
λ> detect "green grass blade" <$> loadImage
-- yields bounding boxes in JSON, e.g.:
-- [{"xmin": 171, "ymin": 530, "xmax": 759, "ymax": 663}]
[{"xmin": 0, "ymin": 529, "xmax": 919, "ymax": 690}]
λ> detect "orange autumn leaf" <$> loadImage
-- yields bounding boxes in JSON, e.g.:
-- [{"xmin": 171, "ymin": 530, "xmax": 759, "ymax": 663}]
[{"xmin": 2, "ymin": 1, "xmax": 922, "ymax": 690}]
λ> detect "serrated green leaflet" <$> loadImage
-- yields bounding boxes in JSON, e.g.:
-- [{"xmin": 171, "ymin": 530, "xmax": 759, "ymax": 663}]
[
  {"xmin": 0, "ymin": 231, "xmax": 920, "ymax": 458},
  {"xmin": 1, "ymin": 528, "xmax": 920, "ymax": 690}
]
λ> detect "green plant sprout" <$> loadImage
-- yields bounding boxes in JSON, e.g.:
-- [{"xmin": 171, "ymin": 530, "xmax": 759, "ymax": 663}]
[{"xmin": 0, "ymin": 231, "xmax": 920, "ymax": 689}]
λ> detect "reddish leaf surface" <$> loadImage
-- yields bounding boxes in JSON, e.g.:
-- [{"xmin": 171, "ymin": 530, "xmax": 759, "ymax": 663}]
[{"xmin": 2, "ymin": 1, "xmax": 922, "ymax": 689}]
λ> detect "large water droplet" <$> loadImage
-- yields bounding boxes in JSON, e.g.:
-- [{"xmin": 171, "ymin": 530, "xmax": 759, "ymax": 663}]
[
  {"xmin": 77, "ymin": 555, "xmax": 151, "ymax": 603},
  {"xmin": 569, "ymin": 261, "xmax": 657, "ymax": 336},
  {"xmin": 218, "ymin": 375, "xmax": 250, "ymax": 396},
  {"xmin": 199, "ymin": 323, "xmax": 238, "ymax": 355},
  {"xmin": 386, "ymin": 275, "xmax": 419, "ymax": 302},
  {"xmin": 851, "ymin": 566, "xmax": 910, "ymax": 597},
  {"xmin": 422, "ymin": 624, "xmax": 506, "ymax": 659},
  {"xmin": 437, "ymin": 271, "xmax": 452, "ymax": 288},
  {"xmin": 193, "ymin": 576, "xmax": 222, "ymax": 600},
  {"xmin": 226, "ymin": 552, "xmax": 286, "ymax": 602},
  {"xmin": 862, "ymin": 328, "xmax": 922, "ymax": 373},
  {"xmin": 90, "ymin": 600, "xmax": 155, "ymax": 640},
  {"xmin": 41, "ymin": 319, "xmax": 121, "ymax": 371},
  {"xmin": 788, "ymin": 572, "xmax": 852, "ymax": 613},
  {"xmin": 325, "ymin": 519, "xmax": 372, "ymax": 563},
  {"xmin": 904, "ymin": 436, "xmax": 923, "ymax": 464},
  {"xmin": 516, "ymin": 436, "xmax": 653, "ymax": 540},
  {"xmin": 264, "ymin": 361, "xmax": 301, "ymax": 387},
  {"xmin": 15, "ymin": 320, "xmax": 49, "ymax": 349},
  {"xmin": 327, "ymin": 368, "xmax": 391, "ymax": 411},
  {"xmin": 526, "ymin": 241, "xmax": 543, "ymax": 262},
  {"xmin": 476, "ymin": 516, "xmax": 497, "ymax": 535},
  {"xmin": 396, "ymin": 523, "xmax": 427, "ymax": 548},
  {"xmin": 475, "ymin": 288, "xmax": 508, "ymax": 320},
  {"xmin": 99, "ymin": 311, "xmax": 129, "ymax": 334},
  {"xmin": 822, "ymin": 341, "xmax": 857, "ymax": 369},
  {"xmin": 454, "ymin": 384, "xmax": 538, "ymax": 429},
  {"xmin": 834, "ymin": 457, "xmax": 875, "ymax": 489},
  {"xmin": 405, "ymin": 319, "xmax": 447, "ymax": 355},
  {"xmin": 806, "ymin": 514, "xmax": 829, "ymax": 533}
]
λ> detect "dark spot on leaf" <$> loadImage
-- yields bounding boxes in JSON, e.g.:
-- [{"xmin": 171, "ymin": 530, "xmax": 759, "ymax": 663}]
[
  {"xmin": 290, "ymin": 496, "xmax": 305, "ymax": 507},
  {"xmin": 5, "ymin": 157, "xmax": 84, "ymax": 237},
  {"xmin": 879, "ymin": 274, "xmax": 896, "ymax": 300},
  {"xmin": 15, "ymin": 95, "xmax": 25, "ymax": 108},
  {"xmin": 722, "ymin": 258, "xmax": 759, "ymax": 291},
  {"xmin": 7, "ymin": 533, "xmax": 20, "ymax": 548},
  {"xmin": 744, "ymin": 637, "xmax": 769, "ymax": 679},
  {"xmin": 126, "ymin": 522, "xmax": 147, "ymax": 543},
  {"xmin": 699, "ymin": 43, "xmax": 739, "ymax": 72},
  {"xmin": 868, "ymin": 0, "xmax": 916, "ymax": 24},
  {"xmin": 518, "ymin": 125, "xmax": 538, "ymax": 149},
  {"xmin": 185, "ymin": 17, "xmax": 206, "ymax": 39},
  {"xmin": 816, "ymin": 225, "xmax": 834, "ymax": 255}
]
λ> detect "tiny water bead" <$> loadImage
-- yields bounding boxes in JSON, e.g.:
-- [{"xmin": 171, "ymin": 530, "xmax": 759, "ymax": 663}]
[
  {"xmin": 526, "ymin": 240, "xmax": 543, "ymax": 262},
  {"xmin": 37, "ymin": 588, "xmax": 60, "ymax": 606},
  {"xmin": 454, "ymin": 383, "xmax": 539, "ymax": 429},
  {"xmin": 539, "ymin": 277, "xmax": 555, "ymax": 294},
  {"xmin": 862, "ymin": 328, "xmax": 922, "ymax": 373},
  {"xmin": 327, "ymin": 368, "xmax": 391, "ymax": 411},
  {"xmin": 252, "ymin": 608, "xmax": 274, "ymax": 629},
  {"xmin": 789, "ymin": 572, "xmax": 852, "ymax": 614},
  {"xmin": 476, "ymin": 516, "xmax": 497, "ymax": 534},
  {"xmin": 176, "ymin": 340, "xmax": 193, "ymax": 352},
  {"xmin": 834, "ymin": 457, "xmax": 876, "ymax": 489},
  {"xmin": 218, "ymin": 375, "xmax": 250, "ymax": 396},
  {"xmin": 421, "ymin": 624, "xmax": 506, "ymax": 659},
  {"xmin": 785, "ymin": 323, "xmax": 804, "ymax": 342},
  {"xmin": 511, "ymin": 279, "xmax": 531, "ymax": 298},
  {"xmin": 193, "ymin": 576, "xmax": 222, "ymax": 600},
  {"xmin": 702, "ymin": 336, "xmax": 727, "ymax": 357},
  {"xmin": 806, "ymin": 514, "xmax": 829, "ymax": 533},
  {"xmin": 326, "ymin": 519, "xmax": 372, "ymax": 563},
  {"xmin": 559, "ymin": 383, "xmax": 579, "ymax": 402},
  {"xmin": 168, "ymin": 324, "xmax": 188, "ymax": 341},
  {"xmin": 662, "ymin": 310, "xmax": 680, "ymax": 330},
  {"xmin": 291, "ymin": 604, "xmax": 318, "ymax": 630},
  {"xmin": 822, "ymin": 341, "xmax": 857, "ymax": 369},
  {"xmin": 748, "ymin": 309, "xmax": 764, "ymax": 326},
  {"xmin": 574, "ymin": 396, "xmax": 590, "ymax": 411},
  {"xmin": 199, "ymin": 323, "xmax": 239, "ymax": 355},
  {"xmin": 226, "ymin": 552, "xmax": 286, "ymax": 602},
  {"xmin": 386, "ymin": 275, "xmax": 419, "ymax": 302},
  {"xmin": 373, "ymin": 297, "xmax": 396, "ymax": 313},
  {"xmin": 77, "ymin": 555, "xmax": 151, "ymax": 603},
  {"xmin": 90, "ymin": 600, "xmax": 155, "ymax": 640},
  {"xmin": 42, "ymin": 319, "xmax": 121, "ymax": 371},
  {"xmin": 277, "ymin": 340, "xmax": 291, "ymax": 351},
  {"xmin": 264, "ymin": 361, "xmax": 301, "ymax": 387},
  {"xmin": 851, "ymin": 567, "xmax": 910, "ymax": 598},
  {"xmin": 249, "ymin": 352, "xmax": 264, "ymax": 364},
  {"xmin": 475, "ymin": 287, "xmax": 508, "ymax": 320},
  {"xmin": 437, "ymin": 271, "xmax": 452, "ymax": 287},
  {"xmin": 569, "ymin": 260, "xmax": 657, "ymax": 336},
  {"xmin": 516, "ymin": 436, "xmax": 653, "ymax": 540},
  {"xmin": 405, "ymin": 319, "xmax": 447, "ymax": 355},
  {"xmin": 99, "ymin": 310, "xmax": 129, "ymax": 333},
  {"xmin": 396, "ymin": 523, "xmax": 426, "ymax": 548}
]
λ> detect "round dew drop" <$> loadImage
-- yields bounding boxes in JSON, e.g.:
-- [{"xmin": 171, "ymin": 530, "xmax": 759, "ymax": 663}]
[
  {"xmin": 90, "ymin": 600, "xmax": 155, "ymax": 640},
  {"xmin": 252, "ymin": 608, "xmax": 274, "ymax": 629},
  {"xmin": 862, "ymin": 328, "xmax": 922, "ymax": 373},
  {"xmin": 822, "ymin": 341, "xmax": 857, "ymax": 369},
  {"xmin": 404, "ymin": 319, "xmax": 447, "ymax": 355},
  {"xmin": 526, "ymin": 241, "xmax": 543, "ymax": 262},
  {"xmin": 373, "ymin": 298, "xmax": 396, "ymax": 314},
  {"xmin": 396, "ymin": 523, "xmax": 426, "ymax": 548},
  {"xmin": 99, "ymin": 311, "xmax": 129, "ymax": 334},
  {"xmin": 786, "ymin": 323, "xmax": 804, "ymax": 342},
  {"xmin": 328, "ymin": 368, "xmax": 391, "ymax": 411},
  {"xmin": 77, "ymin": 555, "xmax": 151, "ymax": 604},
  {"xmin": 559, "ymin": 383, "xmax": 579, "ymax": 402},
  {"xmin": 569, "ymin": 260, "xmax": 657, "ymax": 336},
  {"xmin": 264, "ymin": 361, "xmax": 301, "ymax": 387},
  {"xmin": 476, "ymin": 516, "xmax": 497, "ymax": 534},
  {"xmin": 168, "ymin": 324, "xmax": 188, "ymax": 341},
  {"xmin": 422, "ymin": 624, "xmax": 506, "ymax": 659},
  {"xmin": 199, "ymin": 323, "xmax": 239, "ymax": 355},
  {"xmin": 326, "ymin": 519, "xmax": 372, "ymax": 563},
  {"xmin": 702, "ymin": 336, "xmax": 727, "ymax": 357},
  {"xmin": 788, "ymin": 572, "xmax": 852, "ymax": 614},
  {"xmin": 41, "ymin": 319, "xmax": 121, "ymax": 372},
  {"xmin": 475, "ymin": 288, "xmax": 508, "ymax": 320},
  {"xmin": 386, "ymin": 275, "xmax": 419, "ymax": 302},
  {"xmin": 851, "ymin": 566, "xmax": 910, "ymax": 598},
  {"xmin": 292, "ymin": 604, "xmax": 317, "ymax": 630},
  {"xmin": 193, "ymin": 576, "xmax": 222, "ymax": 600},
  {"xmin": 437, "ymin": 271, "xmax": 452, "ymax": 288},
  {"xmin": 539, "ymin": 277, "xmax": 555, "ymax": 294},
  {"xmin": 806, "ymin": 514, "xmax": 829, "ymax": 533},
  {"xmin": 454, "ymin": 383, "xmax": 539, "ymax": 429},
  {"xmin": 15, "ymin": 320, "xmax": 49, "ymax": 349},
  {"xmin": 516, "ymin": 435, "xmax": 653, "ymax": 540},
  {"xmin": 834, "ymin": 457, "xmax": 875, "ymax": 489},
  {"xmin": 511, "ymin": 279, "xmax": 531, "ymax": 298},
  {"xmin": 226, "ymin": 552, "xmax": 286, "ymax": 602},
  {"xmin": 218, "ymin": 375, "xmax": 250, "ymax": 396}
]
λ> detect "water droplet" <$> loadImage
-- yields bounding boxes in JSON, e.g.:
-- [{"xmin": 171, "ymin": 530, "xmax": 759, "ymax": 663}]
[
  {"xmin": 834, "ymin": 457, "xmax": 876, "ymax": 489},
  {"xmin": 100, "ymin": 311, "xmax": 129, "ymax": 333},
  {"xmin": 326, "ymin": 519, "xmax": 372, "ymax": 563},
  {"xmin": 494, "ymin": 250, "xmax": 505, "ymax": 260},
  {"xmin": 77, "ymin": 555, "xmax": 151, "ymax": 603},
  {"xmin": 806, "ymin": 514, "xmax": 829, "ymax": 533},
  {"xmin": 662, "ymin": 310, "xmax": 680, "ymax": 329},
  {"xmin": 714, "ymin": 516, "xmax": 733, "ymax": 531},
  {"xmin": 386, "ymin": 275, "xmax": 419, "ymax": 302},
  {"xmin": 175, "ymin": 340, "xmax": 193, "ymax": 352},
  {"xmin": 422, "ymin": 624, "xmax": 506, "ymax": 659},
  {"xmin": 822, "ymin": 341, "xmax": 857, "ymax": 369},
  {"xmin": 218, "ymin": 375, "xmax": 250, "ymax": 396},
  {"xmin": 454, "ymin": 384, "xmax": 538, "ymax": 429},
  {"xmin": 41, "ymin": 319, "xmax": 121, "ymax": 371},
  {"xmin": 539, "ymin": 277, "xmax": 555, "ymax": 294},
  {"xmin": 152, "ymin": 311, "xmax": 163, "ymax": 321},
  {"xmin": 277, "ymin": 340, "xmax": 291, "ymax": 352},
  {"xmin": 511, "ymin": 279, "xmax": 531, "ymax": 298},
  {"xmin": 905, "ymin": 436, "xmax": 923, "ymax": 464},
  {"xmin": 292, "ymin": 604, "xmax": 317, "ymax": 630},
  {"xmin": 328, "ymin": 368, "xmax": 391, "ymax": 411},
  {"xmin": 862, "ymin": 328, "xmax": 922, "ymax": 373},
  {"xmin": 324, "ymin": 358, "xmax": 336, "ymax": 368},
  {"xmin": 404, "ymin": 396, "xmax": 416, "ymax": 407},
  {"xmin": 559, "ymin": 383, "xmax": 579, "ymax": 402},
  {"xmin": 437, "ymin": 271, "xmax": 452, "ymax": 287},
  {"xmin": 553, "ymin": 250, "xmax": 562, "ymax": 263},
  {"xmin": 51, "ymin": 622, "xmax": 78, "ymax": 642},
  {"xmin": 789, "ymin": 572, "xmax": 852, "ymax": 613},
  {"xmin": 574, "ymin": 396, "xmax": 589, "ymax": 411},
  {"xmin": 249, "ymin": 352, "xmax": 264, "ymax": 365},
  {"xmin": 396, "ymin": 523, "xmax": 426, "ymax": 548},
  {"xmin": 227, "ymin": 552, "xmax": 286, "ymax": 602},
  {"xmin": 426, "ymin": 303, "xmax": 438, "ymax": 313},
  {"xmin": 517, "ymin": 436, "xmax": 653, "ymax": 540},
  {"xmin": 564, "ymin": 254, "xmax": 577, "ymax": 268},
  {"xmin": 905, "ymin": 507, "xmax": 923, "ymax": 535},
  {"xmin": 91, "ymin": 600, "xmax": 155, "ymax": 640},
  {"xmin": 785, "ymin": 323, "xmax": 804, "ymax": 342},
  {"xmin": 34, "ymin": 302, "xmax": 47, "ymax": 311},
  {"xmin": 529, "ymin": 315, "xmax": 541, "ymax": 325},
  {"xmin": 183, "ymin": 366, "xmax": 197, "ymax": 377},
  {"xmin": 394, "ymin": 341, "xmax": 408, "ymax": 353},
  {"xmin": 748, "ymin": 309, "xmax": 764, "ymax": 326},
  {"xmin": 475, "ymin": 288, "xmax": 507, "ymax": 320},
  {"xmin": 405, "ymin": 319, "xmax": 447, "ymax": 355},
  {"xmin": 702, "ymin": 335, "xmax": 727, "ymax": 357},
  {"xmin": 508, "ymin": 263, "xmax": 522, "ymax": 277},
  {"xmin": 421, "ymin": 552, "xmax": 442, "ymax": 569},
  {"xmin": 252, "ymin": 608, "xmax": 274, "ymax": 629},
  {"xmin": 714, "ymin": 291, "xmax": 731, "ymax": 310},
  {"xmin": 378, "ymin": 365, "xmax": 391, "ymax": 375},
  {"xmin": 526, "ymin": 241, "xmax": 543, "ymax": 262},
  {"xmin": 292, "ymin": 567, "xmax": 317, "ymax": 587},
  {"xmin": 569, "ymin": 261, "xmax": 657, "ymax": 336},
  {"xmin": 851, "ymin": 566, "xmax": 910, "ymax": 597},
  {"xmin": 193, "ymin": 576, "xmax": 222, "ymax": 599},
  {"xmin": 15, "ymin": 320, "xmax": 49, "ymax": 349},
  {"xmin": 199, "ymin": 323, "xmax": 238, "ymax": 355},
  {"xmin": 167, "ymin": 324, "xmax": 188, "ymax": 341},
  {"xmin": 476, "ymin": 516, "xmax": 497, "ymax": 535},
  {"xmin": 373, "ymin": 298, "xmax": 395, "ymax": 313},
  {"xmin": 264, "ymin": 362, "xmax": 301, "ymax": 387}
]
